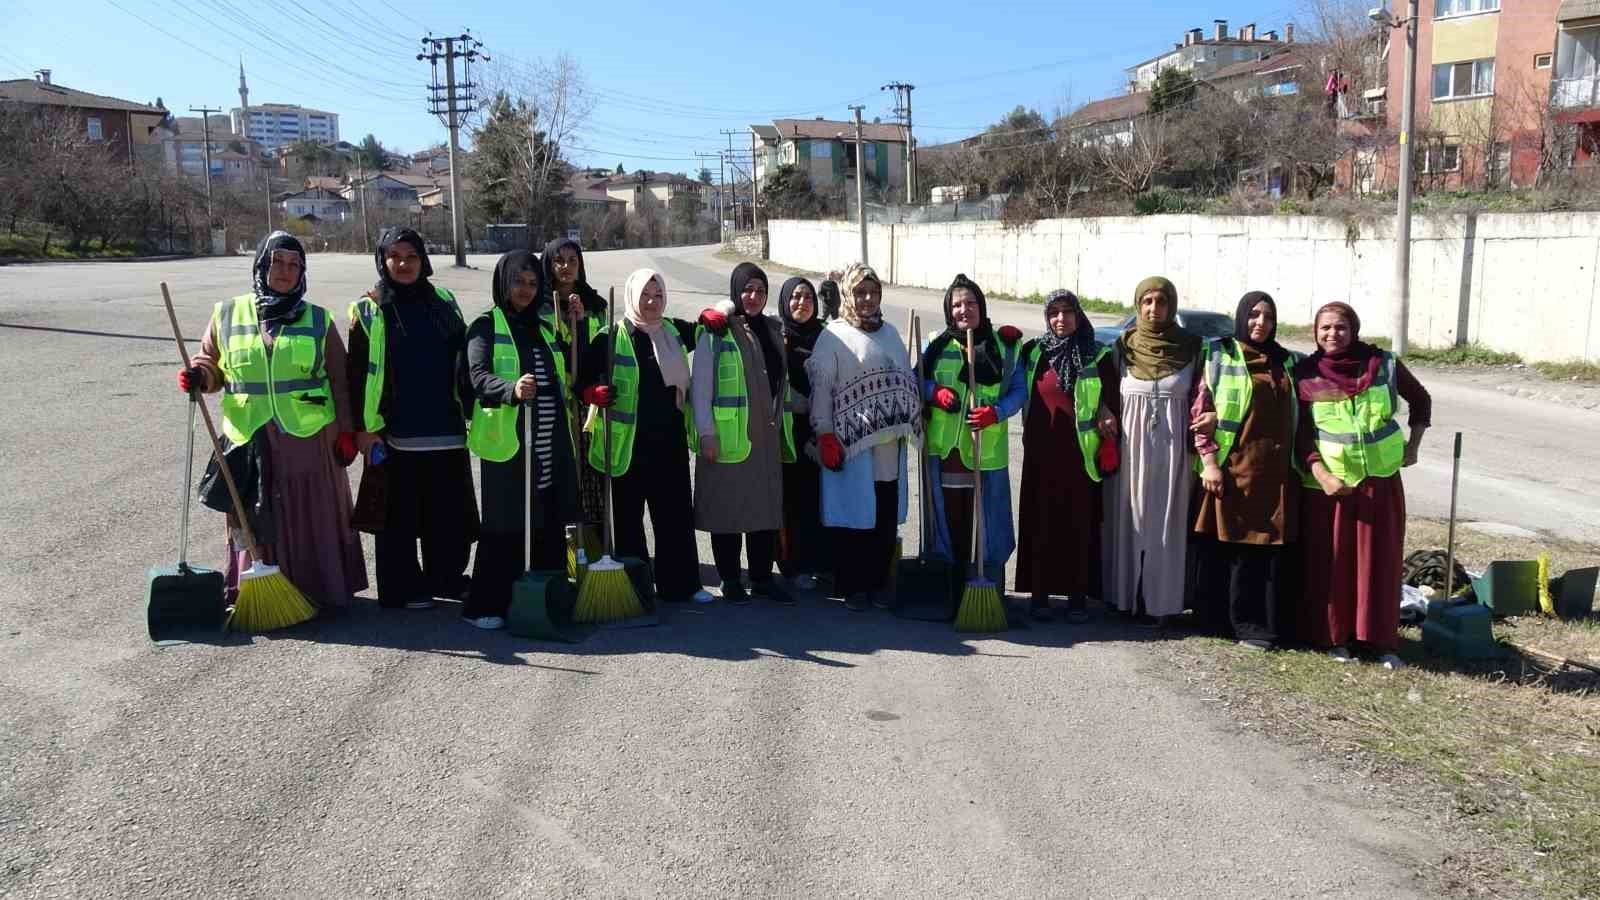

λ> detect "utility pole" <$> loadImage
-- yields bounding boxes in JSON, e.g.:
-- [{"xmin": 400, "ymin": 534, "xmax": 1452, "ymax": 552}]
[
  {"xmin": 420, "ymin": 32, "xmax": 487, "ymax": 268},
  {"xmin": 695, "ymin": 151, "xmax": 722, "ymax": 242},
  {"xmin": 849, "ymin": 104, "xmax": 867, "ymax": 266},
  {"xmin": 748, "ymin": 129, "xmax": 761, "ymax": 230},
  {"xmin": 882, "ymin": 82, "xmax": 916, "ymax": 203},
  {"xmin": 720, "ymin": 130, "xmax": 742, "ymax": 232},
  {"xmin": 355, "ymin": 157, "xmax": 371, "ymax": 254},
  {"xmin": 191, "ymin": 106, "xmax": 224, "ymax": 249},
  {"xmin": 1389, "ymin": 0, "xmax": 1419, "ymax": 356}
]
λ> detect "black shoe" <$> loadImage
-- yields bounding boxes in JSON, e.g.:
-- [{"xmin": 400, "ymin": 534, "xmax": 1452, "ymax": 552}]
[
  {"xmin": 722, "ymin": 584, "xmax": 751, "ymax": 605},
  {"xmin": 845, "ymin": 592, "xmax": 870, "ymax": 611},
  {"xmin": 1029, "ymin": 596, "xmax": 1053, "ymax": 623},
  {"xmin": 750, "ymin": 578, "xmax": 774, "ymax": 596},
  {"xmin": 871, "ymin": 590, "xmax": 893, "ymax": 609},
  {"xmin": 1065, "ymin": 596, "xmax": 1090, "ymax": 624}
]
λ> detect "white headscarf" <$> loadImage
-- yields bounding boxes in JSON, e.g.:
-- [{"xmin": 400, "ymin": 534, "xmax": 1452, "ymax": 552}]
[{"xmin": 623, "ymin": 267, "xmax": 690, "ymax": 408}]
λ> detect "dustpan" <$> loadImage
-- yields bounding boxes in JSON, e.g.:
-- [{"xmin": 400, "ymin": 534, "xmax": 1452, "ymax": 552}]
[
  {"xmin": 894, "ymin": 311, "xmax": 955, "ymax": 621},
  {"xmin": 507, "ymin": 399, "xmax": 584, "ymax": 643},
  {"xmin": 146, "ymin": 395, "xmax": 226, "ymax": 643}
]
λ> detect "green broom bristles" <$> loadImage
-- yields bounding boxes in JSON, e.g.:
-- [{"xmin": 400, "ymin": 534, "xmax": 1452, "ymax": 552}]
[
  {"xmin": 227, "ymin": 564, "xmax": 317, "ymax": 632},
  {"xmin": 954, "ymin": 578, "xmax": 1007, "ymax": 633},
  {"xmin": 572, "ymin": 556, "xmax": 643, "ymax": 623}
]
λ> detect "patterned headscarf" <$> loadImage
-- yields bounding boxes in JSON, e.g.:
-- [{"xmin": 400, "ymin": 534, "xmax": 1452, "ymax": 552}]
[
  {"xmin": 1037, "ymin": 289, "xmax": 1098, "ymax": 390},
  {"xmin": 839, "ymin": 263, "xmax": 884, "ymax": 331},
  {"xmin": 251, "ymin": 231, "xmax": 307, "ymax": 327}
]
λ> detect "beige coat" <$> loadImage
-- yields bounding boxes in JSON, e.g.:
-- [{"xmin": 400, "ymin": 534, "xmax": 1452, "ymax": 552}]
[{"xmin": 691, "ymin": 313, "xmax": 785, "ymax": 534}]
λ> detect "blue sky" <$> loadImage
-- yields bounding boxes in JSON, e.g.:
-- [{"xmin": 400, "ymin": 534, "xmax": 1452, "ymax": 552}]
[{"xmin": 4, "ymin": 0, "xmax": 1303, "ymax": 176}]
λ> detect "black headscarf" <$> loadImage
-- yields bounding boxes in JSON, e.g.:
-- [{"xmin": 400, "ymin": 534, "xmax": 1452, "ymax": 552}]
[
  {"xmin": 728, "ymin": 262, "xmax": 769, "ymax": 314},
  {"xmin": 492, "ymin": 249, "xmax": 543, "ymax": 325},
  {"xmin": 374, "ymin": 226, "xmax": 461, "ymax": 340},
  {"xmin": 251, "ymin": 230, "xmax": 307, "ymax": 328},
  {"xmin": 1037, "ymin": 289, "xmax": 1098, "ymax": 390},
  {"xmin": 1233, "ymin": 290, "xmax": 1290, "ymax": 368},
  {"xmin": 728, "ymin": 262, "xmax": 783, "ymax": 401},
  {"xmin": 923, "ymin": 273, "xmax": 1003, "ymax": 386},
  {"xmin": 817, "ymin": 279, "xmax": 843, "ymax": 322},
  {"xmin": 541, "ymin": 236, "xmax": 605, "ymax": 315},
  {"xmin": 777, "ymin": 276, "xmax": 822, "ymax": 346}
]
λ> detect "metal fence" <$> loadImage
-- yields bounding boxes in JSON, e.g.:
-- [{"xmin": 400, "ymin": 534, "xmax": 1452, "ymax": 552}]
[{"xmin": 843, "ymin": 194, "xmax": 1011, "ymax": 226}]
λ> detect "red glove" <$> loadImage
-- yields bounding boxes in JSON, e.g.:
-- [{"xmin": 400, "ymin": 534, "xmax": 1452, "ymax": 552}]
[
  {"xmin": 819, "ymin": 432, "xmax": 845, "ymax": 471},
  {"xmin": 177, "ymin": 366, "xmax": 206, "ymax": 394},
  {"xmin": 582, "ymin": 384, "xmax": 615, "ymax": 408},
  {"xmin": 334, "ymin": 432, "xmax": 358, "ymax": 467},
  {"xmin": 932, "ymin": 386, "xmax": 960, "ymax": 413},
  {"xmin": 997, "ymin": 324, "xmax": 1023, "ymax": 343},
  {"xmin": 698, "ymin": 308, "xmax": 728, "ymax": 335},
  {"xmin": 1097, "ymin": 439, "xmax": 1121, "ymax": 475},
  {"xmin": 967, "ymin": 405, "xmax": 999, "ymax": 429}
]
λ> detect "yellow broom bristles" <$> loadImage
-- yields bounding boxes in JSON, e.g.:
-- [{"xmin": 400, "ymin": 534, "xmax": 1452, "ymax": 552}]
[
  {"xmin": 227, "ymin": 565, "xmax": 317, "ymax": 632},
  {"xmin": 573, "ymin": 556, "xmax": 643, "ymax": 623},
  {"xmin": 954, "ymin": 580, "xmax": 1007, "ymax": 633}
]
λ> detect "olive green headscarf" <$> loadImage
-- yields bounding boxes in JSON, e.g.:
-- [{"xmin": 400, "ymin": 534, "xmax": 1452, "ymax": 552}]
[{"xmin": 1119, "ymin": 276, "xmax": 1200, "ymax": 381}]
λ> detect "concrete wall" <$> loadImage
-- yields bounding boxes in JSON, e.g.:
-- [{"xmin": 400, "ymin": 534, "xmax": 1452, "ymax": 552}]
[{"xmin": 766, "ymin": 213, "xmax": 1600, "ymax": 363}]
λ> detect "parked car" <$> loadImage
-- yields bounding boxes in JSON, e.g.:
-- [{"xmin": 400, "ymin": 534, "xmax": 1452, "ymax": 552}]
[{"xmin": 1093, "ymin": 310, "xmax": 1235, "ymax": 346}]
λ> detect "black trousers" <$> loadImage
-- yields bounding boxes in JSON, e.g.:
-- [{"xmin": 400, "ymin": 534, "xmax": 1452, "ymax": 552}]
[
  {"xmin": 711, "ymin": 530, "xmax": 777, "ymax": 589},
  {"xmin": 610, "ymin": 446, "xmax": 702, "ymax": 602},
  {"xmin": 464, "ymin": 487, "xmax": 567, "ymax": 619},
  {"xmin": 941, "ymin": 484, "xmax": 976, "ymax": 606},
  {"xmin": 831, "ymin": 480, "xmax": 899, "ymax": 595},
  {"xmin": 779, "ymin": 459, "xmax": 826, "ymax": 578},
  {"xmin": 1192, "ymin": 538, "xmax": 1285, "ymax": 642},
  {"xmin": 376, "ymin": 529, "xmax": 472, "ymax": 607}
]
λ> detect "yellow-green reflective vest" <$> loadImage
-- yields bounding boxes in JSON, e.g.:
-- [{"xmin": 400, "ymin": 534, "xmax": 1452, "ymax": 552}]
[
  {"xmin": 694, "ymin": 325, "xmax": 795, "ymax": 465},
  {"xmin": 1302, "ymin": 350, "xmax": 1405, "ymax": 488},
  {"xmin": 585, "ymin": 321, "xmax": 696, "ymax": 475},
  {"xmin": 926, "ymin": 334, "xmax": 1017, "ymax": 471},
  {"xmin": 1021, "ymin": 340, "xmax": 1109, "ymax": 483},
  {"xmin": 541, "ymin": 306, "xmax": 600, "ymax": 348},
  {"xmin": 347, "ymin": 287, "xmax": 464, "ymax": 433},
  {"xmin": 214, "ymin": 295, "xmax": 335, "ymax": 444},
  {"xmin": 1193, "ymin": 338, "xmax": 1303, "ymax": 475},
  {"xmin": 466, "ymin": 307, "xmax": 565, "ymax": 462}
]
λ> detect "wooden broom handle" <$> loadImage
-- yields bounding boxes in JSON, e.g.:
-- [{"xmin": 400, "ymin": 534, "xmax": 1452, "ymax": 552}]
[
  {"xmin": 966, "ymin": 327, "xmax": 984, "ymax": 580},
  {"xmin": 160, "ymin": 282, "xmax": 264, "ymax": 556}
]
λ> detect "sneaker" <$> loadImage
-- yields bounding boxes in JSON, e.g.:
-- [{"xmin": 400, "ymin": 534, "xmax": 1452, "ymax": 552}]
[
  {"xmin": 792, "ymin": 574, "xmax": 819, "ymax": 592},
  {"xmin": 1238, "ymin": 639, "xmax": 1273, "ymax": 652},
  {"xmin": 1379, "ymin": 653, "xmax": 1406, "ymax": 670},
  {"xmin": 690, "ymin": 589, "xmax": 714, "ymax": 604},
  {"xmin": 1328, "ymin": 646, "xmax": 1353, "ymax": 663},
  {"xmin": 405, "ymin": 598, "xmax": 436, "ymax": 610},
  {"xmin": 722, "ymin": 584, "xmax": 751, "ymax": 605},
  {"xmin": 465, "ymin": 615, "xmax": 504, "ymax": 630}
]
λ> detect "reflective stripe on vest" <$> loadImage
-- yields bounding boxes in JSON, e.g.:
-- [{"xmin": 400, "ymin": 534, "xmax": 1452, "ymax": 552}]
[
  {"xmin": 1195, "ymin": 339, "xmax": 1305, "ymax": 477},
  {"xmin": 466, "ymin": 308, "xmax": 564, "ymax": 462},
  {"xmin": 1305, "ymin": 351, "xmax": 1404, "ymax": 487},
  {"xmin": 696, "ymin": 326, "xmax": 752, "ymax": 464},
  {"xmin": 926, "ymin": 335, "xmax": 1015, "ymax": 471},
  {"xmin": 348, "ymin": 287, "xmax": 464, "ymax": 434},
  {"xmin": 586, "ymin": 320, "xmax": 695, "ymax": 475},
  {"xmin": 215, "ymin": 296, "xmax": 334, "ymax": 444},
  {"xmin": 1021, "ymin": 341, "xmax": 1109, "ymax": 483}
]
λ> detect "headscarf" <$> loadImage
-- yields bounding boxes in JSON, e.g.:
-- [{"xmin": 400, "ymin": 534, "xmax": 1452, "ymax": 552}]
[
  {"xmin": 729, "ymin": 262, "xmax": 769, "ymax": 315},
  {"xmin": 622, "ymin": 267, "xmax": 690, "ymax": 408},
  {"xmin": 1036, "ymin": 289, "xmax": 1098, "ymax": 390},
  {"xmin": 777, "ymin": 276, "xmax": 822, "ymax": 346},
  {"xmin": 251, "ymin": 231, "xmax": 307, "ymax": 328},
  {"xmin": 923, "ymin": 273, "xmax": 1003, "ymax": 386},
  {"xmin": 1293, "ymin": 302, "xmax": 1381, "ymax": 401},
  {"xmin": 839, "ymin": 263, "xmax": 884, "ymax": 332},
  {"xmin": 1233, "ymin": 290, "xmax": 1290, "ymax": 368},
  {"xmin": 1119, "ymin": 275, "xmax": 1200, "ymax": 381},
  {"xmin": 817, "ymin": 279, "xmax": 843, "ymax": 322},
  {"xmin": 727, "ymin": 262, "xmax": 783, "ymax": 401},
  {"xmin": 542, "ymin": 236, "xmax": 606, "ymax": 323},
  {"xmin": 491, "ymin": 249, "xmax": 542, "ymax": 325},
  {"xmin": 374, "ymin": 227, "xmax": 461, "ymax": 340}
]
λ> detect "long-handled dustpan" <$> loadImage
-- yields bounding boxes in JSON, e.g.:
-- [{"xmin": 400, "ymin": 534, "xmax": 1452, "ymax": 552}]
[
  {"xmin": 145, "ymin": 391, "xmax": 227, "ymax": 643},
  {"xmin": 508, "ymin": 397, "xmax": 582, "ymax": 642},
  {"xmin": 895, "ymin": 311, "xmax": 955, "ymax": 621}
]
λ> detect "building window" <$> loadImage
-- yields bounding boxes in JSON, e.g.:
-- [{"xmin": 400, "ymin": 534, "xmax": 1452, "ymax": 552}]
[
  {"xmin": 1535, "ymin": 53, "xmax": 1553, "ymax": 69},
  {"xmin": 86, "ymin": 116, "xmax": 103, "ymax": 140},
  {"xmin": 1432, "ymin": 59, "xmax": 1494, "ymax": 99},
  {"xmin": 1556, "ymin": 27, "xmax": 1599, "ymax": 80},
  {"xmin": 1422, "ymin": 144, "xmax": 1462, "ymax": 173},
  {"xmin": 812, "ymin": 140, "xmax": 831, "ymax": 158},
  {"xmin": 1434, "ymin": 0, "xmax": 1498, "ymax": 17}
]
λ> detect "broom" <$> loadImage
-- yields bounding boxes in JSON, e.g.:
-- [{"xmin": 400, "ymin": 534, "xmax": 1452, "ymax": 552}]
[
  {"xmin": 953, "ymin": 326, "xmax": 1007, "ymax": 634},
  {"xmin": 573, "ymin": 287, "xmax": 643, "ymax": 622},
  {"xmin": 161, "ymin": 282, "xmax": 316, "ymax": 632}
]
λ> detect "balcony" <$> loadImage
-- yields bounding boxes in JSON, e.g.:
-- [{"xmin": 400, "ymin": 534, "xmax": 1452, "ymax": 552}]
[{"xmin": 1554, "ymin": 76, "xmax": 1600, "ymax": 109}]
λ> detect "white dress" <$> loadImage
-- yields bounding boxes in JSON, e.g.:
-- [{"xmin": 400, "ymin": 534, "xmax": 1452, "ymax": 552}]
[{"xmin": 1102, "ymin": 357, "xmax": 1196, "ymax": 616}]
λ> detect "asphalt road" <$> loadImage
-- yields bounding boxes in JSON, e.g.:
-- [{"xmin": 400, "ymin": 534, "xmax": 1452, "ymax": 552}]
[{"xmin": 3, "ymin": 242, "xmax": 1579, "ymax": 897}]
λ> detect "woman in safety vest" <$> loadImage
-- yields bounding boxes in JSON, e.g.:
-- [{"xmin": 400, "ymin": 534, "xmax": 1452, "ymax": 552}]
[
  {"xmin": 459, "ymin": 250, "xmax": 580, "ymax": 629},
  {"xmin": 691, "ymin": 262, "xmax": 791, "ymax": 604},
  {"xmin": 1189, "ymin": 291, "xmax": 1300, "ymax": 650},
  {"xmin": 1015, "ymin": 290, "xmax": 1119, "ymax": 624},
  {"xmin": 776, "ymin": 275, "xmax": 827, "ymax": 592},
  {"xmin": 179, "ymin": 231, "xmax": 367, "ymax": 610},
  {"xmin": 1102, "ymin": 276, "xmax": 1203, "ymax": 628},
  {"xmin": 808, "ymin": 264, "xmax": 921, "ymax": 611},
  {"xmin": 575, "ymin": 268, "xmax": 710, "ymax": 605},
  {"xmin": 543, "ymin": 237, "xmax": 609, "ymax": 553},
  {"xmin": 1293, "ymin": 302, "xmax": 1431, "ymax": 669},
  {"xmin": 921, "ymin": 274, "xmax": 1025, "ymax": 612},
  {"xmin": 346, "ymin": 227, "xmax": 478, "ymax": 611}
]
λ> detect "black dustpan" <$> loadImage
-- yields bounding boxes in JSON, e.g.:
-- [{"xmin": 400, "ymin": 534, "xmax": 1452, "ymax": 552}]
[
  {"xmin": 893, "ymin": 311, "xmax": 956, "ymax": 622},
  {"xmin": 146, "ymin": 397, "xmax": 226, "ymax": 643}
]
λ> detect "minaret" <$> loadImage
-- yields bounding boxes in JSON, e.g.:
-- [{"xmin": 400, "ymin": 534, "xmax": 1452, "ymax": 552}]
[{"xmin": 237, "ymin": 58, "xmax": 249, "ymax": 113}]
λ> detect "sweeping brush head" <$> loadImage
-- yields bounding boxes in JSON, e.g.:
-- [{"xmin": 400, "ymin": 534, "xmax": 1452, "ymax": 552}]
[
  {"xmin": 573, "ymin": 555, "xmax": 643, "ymax": 623},
  {"xmin": 227, "ymin": 563, "xmax": 317, "ymax": 633},
  {"xmin": 954, "ymin": 578, "xmax": 1007, "ymax": 634}
]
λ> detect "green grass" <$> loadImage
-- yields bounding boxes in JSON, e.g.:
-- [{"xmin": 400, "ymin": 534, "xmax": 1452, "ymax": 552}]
[
  {"xmin": 0, "ymin": 228, "xmax": 140, "ymax": 260},
  {"xmin": 1404, "ymin": 342, "xmax": 1523, "ymax": 367},
  {"xmin": 1534, "ymin": 360, "xmax": 1600, "ymax": 383},
  {"xmin": 988, "ymin": 290, "xmax": 1132, "ymax": 316}
]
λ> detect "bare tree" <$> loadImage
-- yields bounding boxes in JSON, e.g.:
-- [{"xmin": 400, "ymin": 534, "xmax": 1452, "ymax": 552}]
[
  {"xmin": 1299, "ymin": 0, "xmax": 1387, "ymax": 99},
  {"xmin": 1096, "ymin": 112, "xmax": 1172, "ymax": 196}
]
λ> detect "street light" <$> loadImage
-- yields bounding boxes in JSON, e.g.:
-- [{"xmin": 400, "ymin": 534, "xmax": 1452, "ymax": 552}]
[{"xmin": 1375, "ymin": 1, "xmax": 1418, "ymax": 355}]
